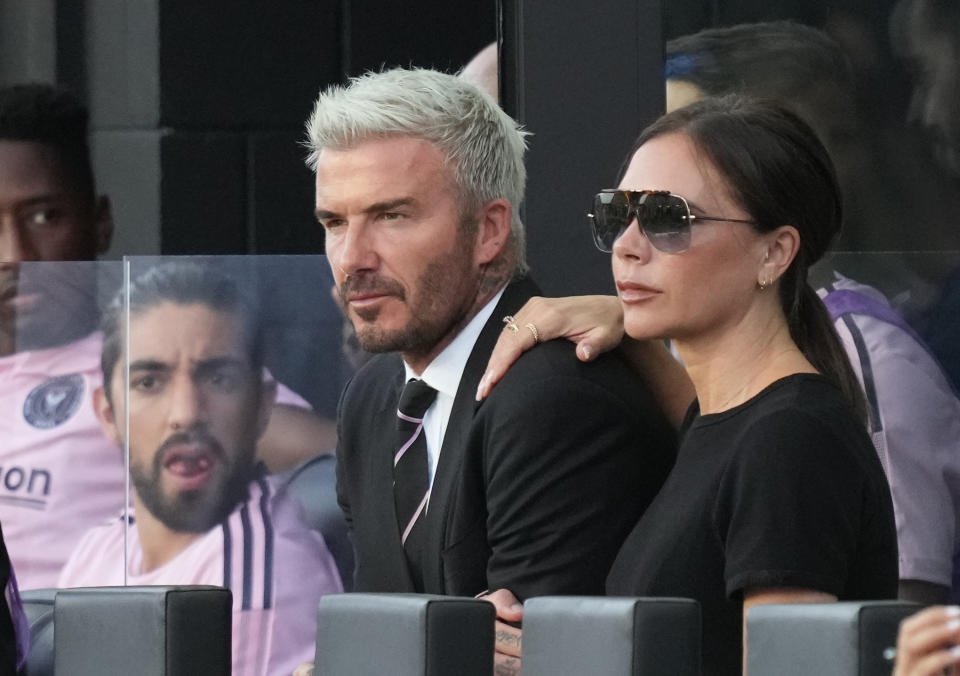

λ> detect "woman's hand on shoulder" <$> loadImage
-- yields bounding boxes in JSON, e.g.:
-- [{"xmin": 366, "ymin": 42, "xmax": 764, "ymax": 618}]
[
  {"xmin": 476, "ymin": 295, "xmax": 624, "ymax": 400},
  {"xmin": 893, "ymin": 606, "xmax": 960, "ymax": 676}
]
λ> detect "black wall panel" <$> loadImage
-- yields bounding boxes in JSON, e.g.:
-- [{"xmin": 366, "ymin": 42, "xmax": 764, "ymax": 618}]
[
  {"xmin": 343, "ymin": 0, "xmax": 495, "ymax": 75},
  {"xmin": 160, "ymin": 132, "xmax": 247, "ymax": 254},
  {"xmin": 157, "ymin": 1, "xmax": 341, "ymax": 129},
  {"xmin": 249, "ymin": 131, "xmax": 325, "ymax": 255},
  {"xmin": 501, "ymin": 0, "xmax": 665, "ymax": 296}
]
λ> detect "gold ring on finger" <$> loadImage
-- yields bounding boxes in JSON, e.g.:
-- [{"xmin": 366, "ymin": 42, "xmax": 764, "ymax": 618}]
[{"xmin": 525, "ymin": 322, "xmax": 540, "ymax": 343}]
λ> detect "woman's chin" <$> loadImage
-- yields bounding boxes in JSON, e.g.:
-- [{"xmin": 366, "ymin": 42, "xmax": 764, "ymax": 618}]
[{"xmin": 623, "ymin": 320, "xmax": 667, "ymax": 342}]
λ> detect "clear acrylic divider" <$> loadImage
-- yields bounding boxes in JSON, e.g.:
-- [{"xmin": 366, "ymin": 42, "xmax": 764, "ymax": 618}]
[
  {"xmin": 23, "ymin": 255, "xmax": 354, "ymax": 674},
  {"xmin": 1, "ymin": 260, "xmax": 124, "ymax": 591}
]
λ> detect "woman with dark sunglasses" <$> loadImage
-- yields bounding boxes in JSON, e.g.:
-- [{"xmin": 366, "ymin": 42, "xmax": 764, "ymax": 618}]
[{"xmin": 477, "ymin": 95, "xmax": 897, "ymax": 675}]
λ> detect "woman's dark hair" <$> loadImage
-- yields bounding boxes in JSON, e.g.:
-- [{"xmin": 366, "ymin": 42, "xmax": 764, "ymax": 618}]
[{"xmin": 627, "ymin": 95, "xmax": 866, "ymax": 419}]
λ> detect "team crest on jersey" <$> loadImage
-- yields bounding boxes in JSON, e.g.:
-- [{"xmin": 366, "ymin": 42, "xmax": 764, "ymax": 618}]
[{"xmin": 23, "ymin": 374, "xmax": 85, "ymax": 429}]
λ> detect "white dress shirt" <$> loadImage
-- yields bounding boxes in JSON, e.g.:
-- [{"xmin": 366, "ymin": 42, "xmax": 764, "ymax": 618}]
[{"xmin": 403, "ymin": 286, "xmax": 506, "ymax": 489}]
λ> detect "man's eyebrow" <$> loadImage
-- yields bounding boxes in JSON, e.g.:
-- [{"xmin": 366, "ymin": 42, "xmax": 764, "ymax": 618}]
[
  {"xmin": 193, "ymin": 356, "xmax": 250, "ymax": 374},
  {"xmin": 127, "ymin": 356, "xmax": 248, "ymax": 373},
  {"xmin": 14, "ymin": 195, "xmax": 68, "ymax": 208},
  {"xmin": 314, "ymin": 197, "xmax": 416, "ymax": 221},
  {"xmin": 363, "ymin": 197, "xmax": 415, "ymax": 213},
  {"xmin": 314, "ymin": 207, "xmax": 339, "ymax": 221},
  {"xmin": 127, "ymin": 359, "xmax": 169, "ymax": 373}
]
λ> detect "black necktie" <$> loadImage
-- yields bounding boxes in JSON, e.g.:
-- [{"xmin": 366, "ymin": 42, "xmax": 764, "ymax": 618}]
[{"xmin": 394, "ymin": 378, "xmax": 437, "ymax": 583}]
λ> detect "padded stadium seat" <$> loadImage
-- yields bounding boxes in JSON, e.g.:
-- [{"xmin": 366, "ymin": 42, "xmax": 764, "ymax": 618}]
[
  {"xmin": 746, "ymin": 601, "xmax": 920, "ymax": 675},
  {"xmin": 54, "ymin": 585, "xmax": 231, "ymax": 676},
  {"xmin": 19, "ymin": 589, "xmax": 56, "ymax": 676},
  {"xmin": 522, "ymin": 596, "xmax": 701, "ymax": 676},
  {"xmin": 315, "ymin": 593, "xmax": 494, "ymax": 675},
  {"xmin": 285, "ymin": 453, "xmax": 355, "ymax": 591}
]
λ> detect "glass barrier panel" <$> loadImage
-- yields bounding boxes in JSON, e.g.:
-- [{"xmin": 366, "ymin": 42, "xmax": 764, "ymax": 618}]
[
  {"xmin": 116, "ymin": 255, "xmax": 350, "ymax": 675},
  {"xmin": 1, "ymin": 260, "xmax": 125, "ymax": 591}
]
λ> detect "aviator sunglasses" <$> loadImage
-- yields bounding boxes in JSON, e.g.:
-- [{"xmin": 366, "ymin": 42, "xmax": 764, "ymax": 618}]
[{"xmin": 588, "ymin": 189, "xmax": 757, "ymax": 254}]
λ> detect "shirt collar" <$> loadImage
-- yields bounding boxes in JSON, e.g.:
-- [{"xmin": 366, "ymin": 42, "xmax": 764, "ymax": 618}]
[{"xmin": 403, "ymin": 285, "xmax": 507, "ymax": 399}]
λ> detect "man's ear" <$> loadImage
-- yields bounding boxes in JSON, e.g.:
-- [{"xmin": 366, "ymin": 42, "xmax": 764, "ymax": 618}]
[
  {"xmin": 255, "ymin": 380, "xmax": 278, "ymax": 440},
  {"xmin": 93, "ymin": 384, "xmax": 122, "ymax": 446},
  {"xmin": 474, "ymin": 198, "xmax": 512, "ymax": 266},
  {"xmin": 93, "ymin": 195, "xmax": 114, "ymax": 256},
  {"xmin": 759, "ymin": 225, "xmax": 801, "ymax": 287}
]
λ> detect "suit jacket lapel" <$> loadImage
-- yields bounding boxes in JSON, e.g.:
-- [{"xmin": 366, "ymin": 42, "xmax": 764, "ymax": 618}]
[{"xmin": 419, "ymin": 277, "xmax": 539, "ymax": 591}]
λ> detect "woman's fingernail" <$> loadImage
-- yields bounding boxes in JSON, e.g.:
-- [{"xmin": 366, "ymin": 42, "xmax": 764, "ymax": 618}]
[
  {"xmin": 475, "ymin": 373, "xmax": 489, "ymax": 400},
  {"xmin": 511, "ymin": 603, "xmax": 523, "ymax": 612},
  {"xmin": 581, "ymin": 345, "xmax": 591, "ymax": 360},
  {"xmin": 947, "ymin": 606, "xmax": 960, "ymax": 617}
]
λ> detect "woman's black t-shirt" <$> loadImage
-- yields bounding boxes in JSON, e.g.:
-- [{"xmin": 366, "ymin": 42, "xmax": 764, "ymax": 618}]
[{"xmin": 606, "ymin": 373, "xmax": 898, "ymax": 676}]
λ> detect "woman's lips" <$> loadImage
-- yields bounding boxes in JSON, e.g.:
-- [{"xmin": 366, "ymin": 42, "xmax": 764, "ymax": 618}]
[{"xmin": 616, "ymin": 280, "xmax": 661, "ymax": 302}]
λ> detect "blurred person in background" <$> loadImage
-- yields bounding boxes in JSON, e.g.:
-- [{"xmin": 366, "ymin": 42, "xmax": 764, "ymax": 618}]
[
  {"xmin": 0, "ymin": 83, "xmax": 122, "ymax": 590},
  {"xmin": 58, "ymin": 261, "xmax": 341, "ymax": 676},
  {"xmin": 893, "ymin": 0, "xmax": 960, "ymax": 403},
  {"xmin": 0, "ymin": 83, "xmax": 337, "ymax": 590}
]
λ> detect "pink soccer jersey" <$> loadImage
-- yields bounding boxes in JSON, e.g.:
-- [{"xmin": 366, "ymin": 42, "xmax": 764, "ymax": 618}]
[
  {"xmin": 0, "ymin": 331, "xmax": 311, "ymax": 590},
  {"xmin": 58, "ymin": 474, "xmax": 342, "ymax": 676},
  {"xmin": 0, "ymin": 333, "xmax": 125, "ymax": 589}
]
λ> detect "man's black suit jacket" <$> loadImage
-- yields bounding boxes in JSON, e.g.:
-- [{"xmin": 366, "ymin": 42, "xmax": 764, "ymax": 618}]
[
  {"xmin": 0, "ymin": 523, "xmax": 19, "ymax": 673},
  {"xmin": 335, "ymin": 277, "xmax": 676, "ymax": 600}
]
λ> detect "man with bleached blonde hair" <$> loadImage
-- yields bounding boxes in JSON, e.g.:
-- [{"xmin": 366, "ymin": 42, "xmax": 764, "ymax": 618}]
[{"xmin": 302, "ymin": 67, "xmax": 675, "ymax": 673}]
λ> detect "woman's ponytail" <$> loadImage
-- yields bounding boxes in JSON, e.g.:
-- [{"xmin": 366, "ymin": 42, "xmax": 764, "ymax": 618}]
[{"xmin": 788, "ymin": 282, "xmax": 867, "ymax": 422}]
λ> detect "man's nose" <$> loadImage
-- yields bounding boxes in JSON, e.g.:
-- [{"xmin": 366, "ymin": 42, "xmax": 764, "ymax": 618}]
[
  {"xmin": 331, "ymin": 224, "xmax": 379, "ymax": 277},
  {"xmin": 167, "ymin": 376, "xmax": 206, "ymax": 431}
]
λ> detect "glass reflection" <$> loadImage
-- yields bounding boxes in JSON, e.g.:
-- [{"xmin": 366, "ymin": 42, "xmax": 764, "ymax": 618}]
[
  {"xmin": 50, "ymin": 255, "xmax": 352, "ymax": 675},
  {"xmin": 0, "ymin": 260, "xmax": 123, "ymax": 590}
]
